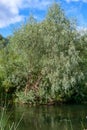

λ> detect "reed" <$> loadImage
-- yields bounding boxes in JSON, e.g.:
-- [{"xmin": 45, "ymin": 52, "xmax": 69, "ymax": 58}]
[{"xmin": 0, "ymin": 106, "xmax": 23, "ymax": 130}]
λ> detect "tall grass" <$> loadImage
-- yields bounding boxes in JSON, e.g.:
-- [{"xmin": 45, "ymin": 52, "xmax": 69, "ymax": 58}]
[{"xmin": 0, "ymin": 106, "xmax": 23, "ymax": 130}]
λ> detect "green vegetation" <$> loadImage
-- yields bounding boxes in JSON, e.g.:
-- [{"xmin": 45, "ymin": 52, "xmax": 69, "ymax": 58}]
[
  {"xmin": 0, "ymin": 2, "xmax": 87, "ymax": 104},
  {"xmin": 0, "ymin": 107, "xmax": 23, "ymax": 130}
]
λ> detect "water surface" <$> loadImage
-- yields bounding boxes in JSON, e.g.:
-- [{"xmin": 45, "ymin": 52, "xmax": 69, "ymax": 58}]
[{"xmin": 8, "ymin": 104, "xmax": 87, "ymax": 130}]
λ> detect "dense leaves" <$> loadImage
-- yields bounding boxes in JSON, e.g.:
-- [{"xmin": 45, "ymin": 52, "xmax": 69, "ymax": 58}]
[{"xmin": 0, "ymin": 3, "xmax": 87, "ymax": 104}]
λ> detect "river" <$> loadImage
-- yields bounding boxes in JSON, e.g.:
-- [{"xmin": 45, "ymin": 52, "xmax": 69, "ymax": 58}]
[{"xmin": 5, "ymin": 104, "xmax": 87, "ymax": 130}]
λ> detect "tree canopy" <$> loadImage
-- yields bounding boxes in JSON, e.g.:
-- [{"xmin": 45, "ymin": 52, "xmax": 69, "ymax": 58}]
[{"xmin": 0, "ymin": 2, "xmax": 87, "ymax": 104}]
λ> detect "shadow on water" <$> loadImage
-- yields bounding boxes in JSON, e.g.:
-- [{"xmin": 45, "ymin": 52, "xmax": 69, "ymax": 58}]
[{"xmin": 2, "ymin": 104, "xmax": 87, "ymax": 130}]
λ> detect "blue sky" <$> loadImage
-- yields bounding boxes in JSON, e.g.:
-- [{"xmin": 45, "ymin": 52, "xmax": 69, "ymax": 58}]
[{"xmin": 0, "ymin": 0, "xmax": 87, "ymax": 37}]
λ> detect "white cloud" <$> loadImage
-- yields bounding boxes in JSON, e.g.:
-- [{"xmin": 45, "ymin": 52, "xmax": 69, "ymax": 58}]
[
  {"xmin": 0, "ymin": 0, "xmax": 23, "ymax": 28},
  {"xmin": 1, "ymin": 0, "xmax": 86, "ymax": 29},
  {"xmin": 77, "ymin": 26, "xmax": 87, "ymax": 35},
  {"xmin": 0, "ymin": 0, "xmax": 52, "ymax": 28}
]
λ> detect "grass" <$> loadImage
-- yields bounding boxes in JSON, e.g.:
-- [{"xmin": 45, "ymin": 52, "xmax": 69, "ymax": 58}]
[{"xmin": 0, "ymin": 106, "xmax": 23, "ymax": 130}]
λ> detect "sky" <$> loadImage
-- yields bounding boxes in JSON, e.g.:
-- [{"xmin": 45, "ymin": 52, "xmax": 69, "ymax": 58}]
[{"xmin": 0, "ymin": 0, "xmax": 87, "ymax": 37}]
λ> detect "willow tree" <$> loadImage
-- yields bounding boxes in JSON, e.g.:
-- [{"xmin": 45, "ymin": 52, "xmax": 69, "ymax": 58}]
[
  {"xmin": 40, "ymin": 3, "xmax": 84, "ymax": 102},
  {"xmin": 75, "ymin": 32, "xmax": 87, "ymax": 100},
  {"xmin": 5, "ymin": 15, "xmax": 45, "ymax": 97},
  {"xmin": 3, "ymin": 3, "xmax": 84, "ymax": 103}
]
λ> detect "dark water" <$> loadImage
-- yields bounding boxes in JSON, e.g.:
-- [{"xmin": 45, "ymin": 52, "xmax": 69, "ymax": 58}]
[{"xmin": 8, "ymin": 104, "xmax": 87, "ymax": 130}]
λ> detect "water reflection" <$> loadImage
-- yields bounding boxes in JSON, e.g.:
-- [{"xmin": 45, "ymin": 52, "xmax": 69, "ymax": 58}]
[{"xmin": 8, "ymin": 104, "xmax": 87, "ymax": 130}]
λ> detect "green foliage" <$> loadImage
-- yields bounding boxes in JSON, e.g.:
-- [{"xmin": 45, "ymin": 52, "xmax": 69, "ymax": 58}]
[
  {"xmin": 0, "ymin": 108, "xmax": 22, "ymax": 130},
  {"xmin": 16, "ymin": 90, "xmax": 35, "ymax": 104},
  {"xmin": 0, "ymin": 35, "xmax": 8, "ymax": 49},
  {"xmin": 0, "ymin": 2, "xmax": 87, "ymax": 104}
]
